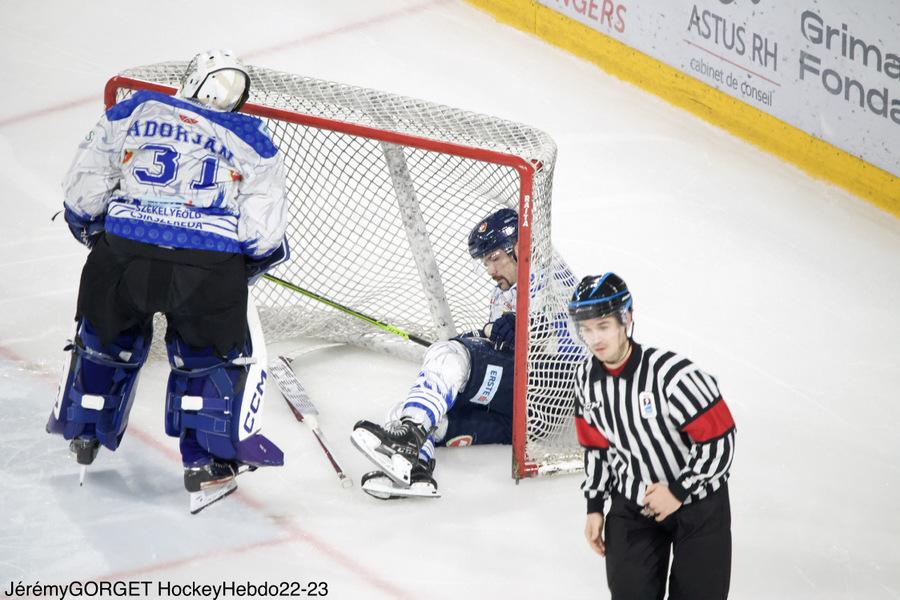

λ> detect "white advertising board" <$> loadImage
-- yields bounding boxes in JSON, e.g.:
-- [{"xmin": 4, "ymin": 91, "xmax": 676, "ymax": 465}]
[{"xmin": 537, "ymin": 0, "xmax": 900, "ymax": 177}]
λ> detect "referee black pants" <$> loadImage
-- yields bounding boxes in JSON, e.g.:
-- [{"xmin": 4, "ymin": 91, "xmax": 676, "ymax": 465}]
[{"xmin": 604, "ymin": 484, "xmax": 731, "ymax": 600}]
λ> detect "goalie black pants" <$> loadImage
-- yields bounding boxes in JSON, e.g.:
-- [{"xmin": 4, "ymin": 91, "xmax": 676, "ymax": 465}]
[
  {"xmin": 604, "ymin": 484, "xmax": 731, "ymax": 600},
  {"xmin": 76, "ymin": 233, "xmax": 248, "ymax": 356}
]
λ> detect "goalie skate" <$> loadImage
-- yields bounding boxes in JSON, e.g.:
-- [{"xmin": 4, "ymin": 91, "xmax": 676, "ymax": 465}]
[
  {"xmin": 69, "ymin": 437, "xmax": 100, "ymax": 487},
  {"xmin": 185, "ymin": 459, "xmax": 251, "ymax": 514},
  {"xmin": 350, "ymin": 418, "xmax": 428, "ymax": 487},
  {"xmin": 361, "ymin": 458, "xmax": 439, "ymax": 500},
  {"xmin": 189, "ymin": 480, "xmax": 238, "ymax": 514}
]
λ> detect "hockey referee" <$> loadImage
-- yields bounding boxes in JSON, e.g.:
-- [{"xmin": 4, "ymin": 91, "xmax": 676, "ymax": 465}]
[{"xmin": 569, "ymin": 273, "xmax": 735, "ymax": 599}]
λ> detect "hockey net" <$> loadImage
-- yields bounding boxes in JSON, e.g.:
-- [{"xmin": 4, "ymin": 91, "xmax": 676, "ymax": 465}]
[{"xmin": 105, "ymin": 62, "xmax": 584, "ymax": 478}]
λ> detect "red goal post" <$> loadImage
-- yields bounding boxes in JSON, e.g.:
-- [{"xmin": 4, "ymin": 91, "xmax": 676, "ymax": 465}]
[{"xmin": 104, "ymin": 62, "xmax": 583, "ymax": 479}]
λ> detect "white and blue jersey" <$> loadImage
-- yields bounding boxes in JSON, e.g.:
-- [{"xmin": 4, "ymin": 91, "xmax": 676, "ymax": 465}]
[
  {"xmin": 63, "ymin": 90, "xmax": 287, "ymax": 258},
  {"xmin": 487, "ymin": 253, "xmax": 577, "ymax": 318},
  {"xmin": 488, "ymin": 254, "xmax": 582, "ymax": 357}
]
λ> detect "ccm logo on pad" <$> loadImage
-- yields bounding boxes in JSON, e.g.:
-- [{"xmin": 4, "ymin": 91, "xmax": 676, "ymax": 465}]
[{"xmin": 242, "ymin": 370, "xmax": 267, "ymax": 433}]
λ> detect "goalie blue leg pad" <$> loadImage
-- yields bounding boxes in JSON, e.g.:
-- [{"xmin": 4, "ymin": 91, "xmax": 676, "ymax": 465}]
[
  {"xmin": 46, "ymin": 318, "xmax": 151, "ymax": 451},
  {"xmin": 164, "ymin": 326, "xmax": 283, "ymax": 469},
  {"xmin": 180, "ymin": 429, "xmax": 213, "ymax": 466}
]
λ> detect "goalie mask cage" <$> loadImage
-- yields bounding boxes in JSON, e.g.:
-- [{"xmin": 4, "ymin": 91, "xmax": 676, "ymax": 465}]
[{"xmin": 105, "ymin": 62, "xmax": 584, "ymax": 479}]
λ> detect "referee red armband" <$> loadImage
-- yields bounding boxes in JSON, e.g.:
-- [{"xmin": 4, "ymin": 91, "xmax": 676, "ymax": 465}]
[
  {"xmin": 575, "ymin": 416, "xmax": 610, "ymax": 449},
  {"xmin": 681, "ymin": 398, "xmax": 735, "ymax": 443}
]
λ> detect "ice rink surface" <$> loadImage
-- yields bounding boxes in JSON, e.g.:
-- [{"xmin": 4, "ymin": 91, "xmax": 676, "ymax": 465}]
[{"xmin": 1, "ymin": 1, "xmax": 899, "ymax": 598}]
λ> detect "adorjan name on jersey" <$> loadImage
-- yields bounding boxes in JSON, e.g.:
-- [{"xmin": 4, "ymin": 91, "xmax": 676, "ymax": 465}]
[{"xmin": 127, "ymin": 119, "xmax": 234, "ymax": 162}]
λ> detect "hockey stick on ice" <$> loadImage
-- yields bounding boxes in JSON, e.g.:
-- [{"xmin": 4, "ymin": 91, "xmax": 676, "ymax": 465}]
[
  {"xmin": 269, "ymin": 352, "xmax": 353, "ymax": 488},
  {"xmin": 261, "ymin": 274, "xmax": 432, "ymax": 347},
  {"xmin": 281, "ymin": 342, "xmax": 346, "ymax": 362}
]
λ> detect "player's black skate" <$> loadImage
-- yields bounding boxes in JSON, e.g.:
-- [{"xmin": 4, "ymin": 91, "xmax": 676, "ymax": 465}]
[
  {"xmin": 70, "ymin": 437, "xmax": 100, "ymax": 465},
  {"xmin": 70, "ymin": 437, "xmax": 100, "ymax": 487},
  {"xmin": 184, "ymin": 459, "xmax": 248, "ymax": 514},
  {"xmin": 361, "ymin": 458, "xmax": 440, "ymax": 500},
  {"xmin": 350, "ymin": 417, "xmax": 429, "ymax": 486}
]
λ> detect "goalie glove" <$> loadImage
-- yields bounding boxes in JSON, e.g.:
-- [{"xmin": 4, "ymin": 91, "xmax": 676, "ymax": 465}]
[
  {"xmin": 245, "ymin": 239, "xmax": 290, "ymax": 285},
  {"xmin": 63, "ymin": 206, "xmax": 105, "ymax": 249}
]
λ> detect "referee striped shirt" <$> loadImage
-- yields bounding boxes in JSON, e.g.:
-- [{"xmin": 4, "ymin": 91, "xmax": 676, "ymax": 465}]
[{"xmin": 574, "ymin": 343, "xmax": 736, "ymax": 513}]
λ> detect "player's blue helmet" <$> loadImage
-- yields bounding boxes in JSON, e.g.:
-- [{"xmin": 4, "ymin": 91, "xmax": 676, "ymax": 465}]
[
  {"xmin": 568, "ymin": 273, "xmax": 633, "ymax": 323},
  {"xmin": 467, "ymin": 208, "xmax": 518, "ymax": 259}
]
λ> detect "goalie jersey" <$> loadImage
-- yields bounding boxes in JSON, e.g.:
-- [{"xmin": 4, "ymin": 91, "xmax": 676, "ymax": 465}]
[{"xmin": 63, "ymin": 90, "xmax": 287, "ymax": 258}]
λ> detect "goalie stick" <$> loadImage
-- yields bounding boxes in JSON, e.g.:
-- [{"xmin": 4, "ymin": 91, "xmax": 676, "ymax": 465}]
[{"xmin": 269, "ymin": 349, "xmax": 353, "ymax": 488}]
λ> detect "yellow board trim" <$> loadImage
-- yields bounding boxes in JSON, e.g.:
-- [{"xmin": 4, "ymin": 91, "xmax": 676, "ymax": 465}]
[{"xmin": 466, "ymin": 0, "xmax": 900, "ymax": 218}]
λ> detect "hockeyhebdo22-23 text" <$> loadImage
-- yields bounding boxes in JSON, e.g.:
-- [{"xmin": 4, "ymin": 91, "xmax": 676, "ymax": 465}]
[{"xmin": 3, "ymin": 579, "xmax": 329, "ymax": 599}]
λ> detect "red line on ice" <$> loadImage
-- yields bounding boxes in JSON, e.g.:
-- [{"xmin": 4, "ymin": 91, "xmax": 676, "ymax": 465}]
[
  {"xmin": 0, "ymin": 0, "xmax": 451, "ymax": 130},
  {"xmin": 0, "ymin": 343, "xmax": 413, "ymax": 599},
  {"xmin": 0, "ymin": 2, "xmax": 450, "ymax": 592},
  {"xmin": 0, "ymin": 94, "xmax": 100, "ymax": 129},
  {"xmin": 242, "ymin": 0, "xmax": 452, "ymax": 60}
]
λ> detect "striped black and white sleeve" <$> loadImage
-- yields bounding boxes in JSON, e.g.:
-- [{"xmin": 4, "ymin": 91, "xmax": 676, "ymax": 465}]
[
  {"xmin": 574, "ymin": 362, "xmax": 614, "ymax": 514},
  {"xmin": 664, "ymin": 366, "xmax": 736, "ymax": 502}
]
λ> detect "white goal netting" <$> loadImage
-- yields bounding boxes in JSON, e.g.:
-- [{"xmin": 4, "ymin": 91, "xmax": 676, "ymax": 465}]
[{"xmin": 110, "ymin": 62, "xmax": 584, "ymax": 477}]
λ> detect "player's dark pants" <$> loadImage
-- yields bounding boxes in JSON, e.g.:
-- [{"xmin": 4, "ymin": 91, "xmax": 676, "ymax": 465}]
[
  {"xmin": 604, "ymin": 484, "xmax": 731, "ymax": 600},
  {"xmin": 76, "ymin": 233, "xmax": 247, "ymax": 355},
  {"xmin": 439, "ymin": 337, "xmax": 515, "ymax": 446}
]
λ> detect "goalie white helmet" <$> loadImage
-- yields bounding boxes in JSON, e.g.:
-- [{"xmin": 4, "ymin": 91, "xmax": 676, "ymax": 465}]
[{"xmin": 178, "ymin": 49, "xmax": 250, "ymax": 112}]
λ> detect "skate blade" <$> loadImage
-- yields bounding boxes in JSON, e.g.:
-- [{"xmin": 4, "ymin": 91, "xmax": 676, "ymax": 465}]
[
  {"xmin": 199, "ymin": 474, "xmax": 238, "ymax": 491},
  {"xmin": 361, "ymin": 472, "xmax": 440, "ymax": 500},
  {"xmin": 190, "ymin": 480, "xmax": 238, "ymax": 514},
  {"xmin": 79, "ymin": 466, "xmax": 87, "ymax": 487},
  {"xmin": 350, "ymin": 428, "xmax": 413, "ymax": 487}
]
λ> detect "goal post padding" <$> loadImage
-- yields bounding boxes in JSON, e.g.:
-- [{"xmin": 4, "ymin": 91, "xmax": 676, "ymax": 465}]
[{"xmin": 104, "ymin": 63, "xmax": 583, "ymax": 478}]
